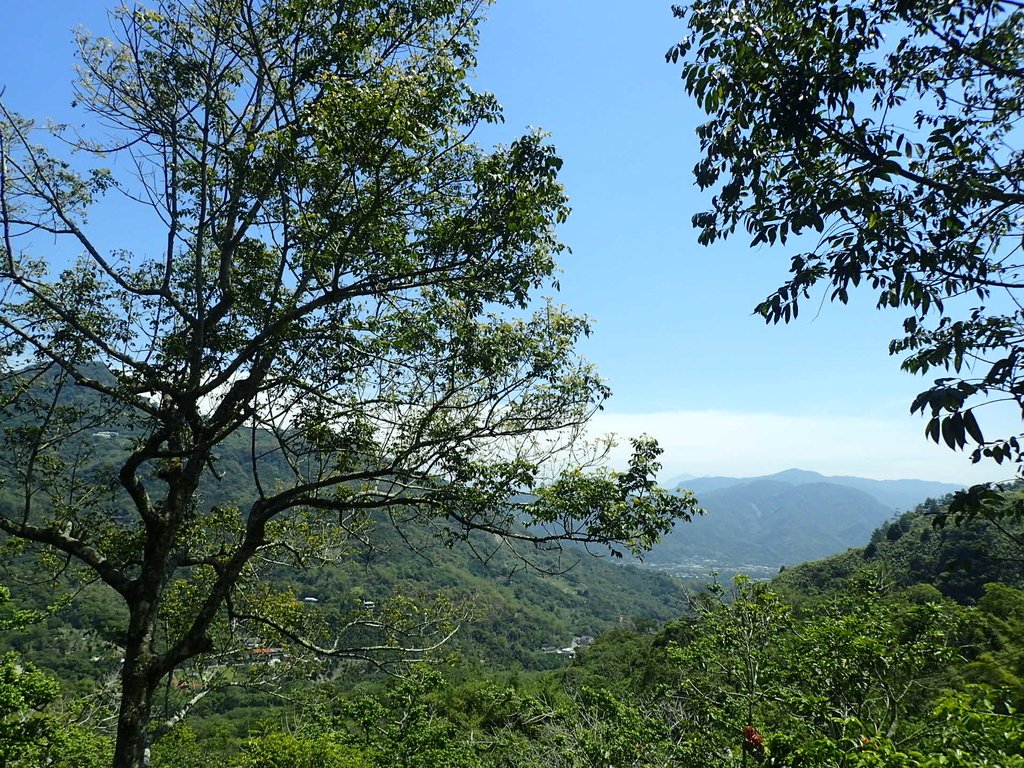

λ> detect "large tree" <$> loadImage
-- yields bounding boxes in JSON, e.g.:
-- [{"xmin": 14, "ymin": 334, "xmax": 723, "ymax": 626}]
[
  {"xmin": 669, "ymin": 0, "xmax": 1024, "ymax": 472},
  {"xmin": 0, "ymin": 1, "xmax": 696, "ymax": 765}
]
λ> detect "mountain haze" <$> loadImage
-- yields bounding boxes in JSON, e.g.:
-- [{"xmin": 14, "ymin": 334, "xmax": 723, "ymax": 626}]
[
  {"xmin": 665, "ymin": 468, "xmax": 963, "ymax": 512},
  {"xmin": 648, "ymin": 480, "xmax": 895, "ymax": 569},
  {"xmin": 645, "ymin": 469, "xmax": 963, "ymax": 573}
]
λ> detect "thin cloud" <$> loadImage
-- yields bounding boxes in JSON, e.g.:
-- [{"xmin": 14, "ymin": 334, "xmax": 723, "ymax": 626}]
[{"xmin": 588, "ymin": 409, "xmax": 1014, "ymax": 485}]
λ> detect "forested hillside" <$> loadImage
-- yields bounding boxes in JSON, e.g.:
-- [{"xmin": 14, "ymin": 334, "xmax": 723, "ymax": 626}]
[
  {"xmin": 2, "ymin": 374, "xmax": 1020, "ymax": 766},
  {"xmin": 648, "ymin": 479, "xmax": 895, "ymax": 570},
  {"xmin": 198, "ymin": 490, "xmax": 1023, "ymax": 767},
  {"xmin": 4, "ymin": 489, "xmax": 1024, "ymax": 766},
  {"xmin": 2, "ymin": 0, "xmax": 1024, "ymax": 764},
  {"xmin": 775, "ymin": 490, "xmax": 1024, "ymax": 604},
  {"xmin": 0, "ymin": 516, "xmax": 688, "ymax": 683}
]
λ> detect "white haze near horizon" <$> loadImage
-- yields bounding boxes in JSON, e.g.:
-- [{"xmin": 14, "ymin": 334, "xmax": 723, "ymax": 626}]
[{"xmin": 589, "ymin": 409, "xmax": 1017, "ymax": 486}]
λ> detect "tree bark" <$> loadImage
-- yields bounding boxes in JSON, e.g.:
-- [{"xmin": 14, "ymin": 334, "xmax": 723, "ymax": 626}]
[{"xmin": 113, "ymin": 640, "xmax": 158, "ymax": 768}]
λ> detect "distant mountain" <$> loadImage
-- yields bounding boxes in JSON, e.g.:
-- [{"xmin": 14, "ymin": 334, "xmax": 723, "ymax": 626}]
[
  {"xmin": 663, "ymin": 468, "xmax": 963, "ymax": 512},
  {"xmin": 647, "ymin": 479, "xmax": 897, "ymax": 570}
]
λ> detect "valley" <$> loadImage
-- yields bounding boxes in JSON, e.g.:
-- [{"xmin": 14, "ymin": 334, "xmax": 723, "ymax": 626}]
[{"xmin": 641, "ymin": 468, "xmax": 963, "ymax": 577}]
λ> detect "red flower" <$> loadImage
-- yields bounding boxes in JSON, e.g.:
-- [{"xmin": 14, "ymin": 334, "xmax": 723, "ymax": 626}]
[{"xmin": 742, "ymin": 725, "xmax": 766, "ymax": 762}]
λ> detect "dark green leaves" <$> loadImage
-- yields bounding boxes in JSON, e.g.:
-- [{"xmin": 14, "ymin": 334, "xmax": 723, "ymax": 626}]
[
  {"xmin": 671, "ymin": 0, "xmax": 1024, "ymax": 473},
  {"xmin": 0, "ymin": 2, "xmax": 692, "ymax": 762},
  {"xmin": 531, "ymin": 437, "xmax": 700, "ymax": 559}
]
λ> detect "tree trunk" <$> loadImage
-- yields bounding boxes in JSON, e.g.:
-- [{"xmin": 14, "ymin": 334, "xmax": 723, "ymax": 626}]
[
  {"xmin": 113, "ymin": 649, "xmax": 157, "ymax": 768},
  {"xmin": 112, "ymin": 550, "xmax": 172, "ymax": 768}
]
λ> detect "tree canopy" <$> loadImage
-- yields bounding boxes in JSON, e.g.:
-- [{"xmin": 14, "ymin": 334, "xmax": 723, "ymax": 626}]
[
  {"xmin": 0, "ymin": 1, "xmax": 696, "ymax": 765},
  {"xmin": 669, "ymin": 0, "xmax": 1024, "ymax": 472}
]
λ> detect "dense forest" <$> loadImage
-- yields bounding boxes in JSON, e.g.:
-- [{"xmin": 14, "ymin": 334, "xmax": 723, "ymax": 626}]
[
  {"xmin": 2, "ymin": 0, "xmax": 1024, "ymax": 765},
  {"xmin": 3, "ymin": 489, "xmax": 1024, "ymax": 766}
]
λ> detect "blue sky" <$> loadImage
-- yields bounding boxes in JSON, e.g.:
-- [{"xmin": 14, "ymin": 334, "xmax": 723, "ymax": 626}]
[{"xmin": 0, "ymin": 1, "xmax": 1014, "ymax": 484}]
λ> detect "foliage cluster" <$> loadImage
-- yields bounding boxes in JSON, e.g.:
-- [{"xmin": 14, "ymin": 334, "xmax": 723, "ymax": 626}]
[
  {"xmin": 0, "ymin": 0, "xmax": 698, "ymax": 764},
  {"xmin": 669, "ymin": 0, "xmax": 1024, "ymax": 471},
  {"xmin": 117, "ymin": 574, "xmax": 1024, "ymax": 768}
]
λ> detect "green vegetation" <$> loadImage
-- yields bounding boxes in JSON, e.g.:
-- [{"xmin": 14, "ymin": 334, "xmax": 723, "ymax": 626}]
[
  {"xmin": 3, "ymin": 491, "xmax": 1024, "ymax": 766},
  {"xmin": 2, "ymin": 0, "xmax": 1024, "ymax": 764},
  {"xmin": 0, "ymin": 585, "xmax": 111, "ymax": 767},
  {"xmin": 0, "ymin": 0, "xmax": 697, "ymax": 764},
  {"xmin": 0, "ymin": 514, "xmax": 688, "ymax": 685},
  {"xmin": 128, "ymin": 553, "xmax": 1024, "ymax": 767},
  {"xmin": 776, "ymin": 490, "xmax": 1024, "ymax": 604},
  {"xmin": 669, "ymin": 0, "xmax": 1024, "ymax": 469}
]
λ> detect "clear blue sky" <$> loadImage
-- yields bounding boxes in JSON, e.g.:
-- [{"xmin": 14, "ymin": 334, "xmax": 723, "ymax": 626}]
[{"xmin": 0, "ymin": 1, "xmax": 1013, "ymax": 484}]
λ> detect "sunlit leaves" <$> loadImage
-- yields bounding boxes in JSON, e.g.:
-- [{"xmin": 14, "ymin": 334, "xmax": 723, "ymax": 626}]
[
  {"xmin": 0, "ymin": 1, "xmax": 694, "ymax": 761},
  {"xmin": 670, "ymin": 0, "xmax": 1024, "ymax": 472},
  {"xmin": 532, "ymin": 437, "xmax": 700, "ymax": 558}
]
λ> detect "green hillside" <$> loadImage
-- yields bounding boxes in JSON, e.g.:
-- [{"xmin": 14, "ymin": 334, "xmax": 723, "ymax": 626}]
[
  {"xmin": 773, "ymin": 489, "xmax": 1024, "ymax": 604},
  {"xmin": 6, "ymin": 477, "xmax": 1024, "ymax": 767},
  {"xmin": 0, "ymin": 511, "xmax": 689, "ymax": 686},
  {"xmin": 647, "ymin": 479, "xmax": 897, "ymax": 573}
]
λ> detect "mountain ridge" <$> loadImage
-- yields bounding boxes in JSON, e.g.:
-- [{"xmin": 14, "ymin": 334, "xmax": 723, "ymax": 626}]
[
  {"xmin": 643, "ymin": 469, "xmax": 964, "ymax": 574},
  {"xmin": 663, "ymin": 468, "xmax": 963, "ymax": 512}
]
